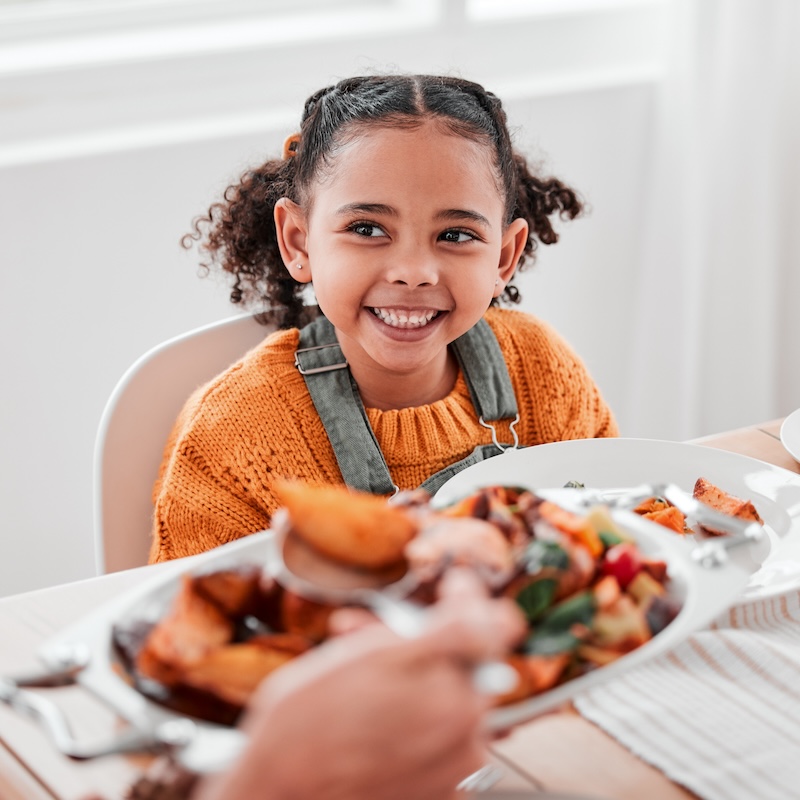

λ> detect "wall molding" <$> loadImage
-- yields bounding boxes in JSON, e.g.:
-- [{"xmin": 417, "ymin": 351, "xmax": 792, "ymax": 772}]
[{"xmin": 0, "ymin": 0, "xmax": 668, "ymax": 167}]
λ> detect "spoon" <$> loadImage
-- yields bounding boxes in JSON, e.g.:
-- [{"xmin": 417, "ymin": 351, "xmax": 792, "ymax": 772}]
[
  {"xmin": 7, "ymin": 643, "xmax": 91, "ymax": 688},
  {"xmin": 267, "ymin": 510, "xmax": 518, "ymax": 695}
]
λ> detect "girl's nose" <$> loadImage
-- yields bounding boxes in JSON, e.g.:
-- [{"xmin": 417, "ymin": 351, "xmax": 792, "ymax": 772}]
[{"xmin": 384, "ymin": 251, "xmax": 439, "ymax": 287}]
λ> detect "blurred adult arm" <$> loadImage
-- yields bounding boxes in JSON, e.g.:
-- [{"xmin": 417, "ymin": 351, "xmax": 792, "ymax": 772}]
[{"xmin": 193, "ymin": 568, "xmax": 525, "ymax": 800}]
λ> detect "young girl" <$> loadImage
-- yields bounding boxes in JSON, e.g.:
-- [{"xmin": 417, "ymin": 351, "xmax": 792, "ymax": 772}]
[{"xmin": 149, "ymin": 74, "xmax": 618, "ymax": 563}]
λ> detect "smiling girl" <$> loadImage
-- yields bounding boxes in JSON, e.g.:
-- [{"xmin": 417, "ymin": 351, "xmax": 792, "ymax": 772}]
[{"xmin": 149, "ymin": 74, "xmax": 618, "ymax": 562}]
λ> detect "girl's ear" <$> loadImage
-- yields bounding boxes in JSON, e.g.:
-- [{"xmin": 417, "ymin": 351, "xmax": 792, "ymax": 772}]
[
  {"xmin": 274, "ymin": 197, "xmax": 313, "ymax": 283},
  {"xmin": 494, "ymin": 217, "xmax": 529, "ymax": 297}
]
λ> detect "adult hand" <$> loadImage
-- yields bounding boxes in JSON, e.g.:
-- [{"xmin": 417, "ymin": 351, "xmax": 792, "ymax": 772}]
[{"xmin": 193, "ymin": 568, "xmax": 525, "ymax": 800}]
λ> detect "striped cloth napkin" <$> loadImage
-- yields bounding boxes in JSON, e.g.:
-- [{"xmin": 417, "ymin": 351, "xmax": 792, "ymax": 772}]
[{"xmin": 574, "ymin": 589, "xmax": 800, "ymax": 800}]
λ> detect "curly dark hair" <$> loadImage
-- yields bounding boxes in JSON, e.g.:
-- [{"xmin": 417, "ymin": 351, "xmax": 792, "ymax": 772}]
[{"xmin": 182, "ymin": 74, "xmax": 584, "ymax": 329}]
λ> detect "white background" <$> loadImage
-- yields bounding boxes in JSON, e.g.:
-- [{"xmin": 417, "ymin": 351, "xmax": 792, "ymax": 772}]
[{"xmin": 1, "ymin": 0, "xmax": 798, "ymax": 596}]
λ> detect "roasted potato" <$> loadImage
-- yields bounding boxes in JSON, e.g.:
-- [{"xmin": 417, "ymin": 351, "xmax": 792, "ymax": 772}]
[
  {"xmin": 693, "ymin": 477, "xmax": 763, "ymax": 535},
  {"xmin": 275, "ymin": 480, "xmax": 419, "ymax": 569}
]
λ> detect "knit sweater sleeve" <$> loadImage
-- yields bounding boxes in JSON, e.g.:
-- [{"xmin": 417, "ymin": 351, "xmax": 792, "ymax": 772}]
[
  {"xmin": 150, "ymin": 456, "xmax": 269, "ymax": 564},
  {"xmin": 485, "ymin": 308, "xmax": 619, "ymax": 444},
  {"xmin": 149, "ymin": 383, "xmax": 273, "ymax": 562},
  {"xmin": 148, "ymin": 329, "xmax": 342, "ymax": 563}
]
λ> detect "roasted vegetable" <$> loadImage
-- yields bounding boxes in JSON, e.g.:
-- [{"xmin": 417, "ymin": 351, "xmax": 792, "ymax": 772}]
[
  {"xmin": 274, "ymin": 480, "xmax": 419, "ymax": 569},
  {"xmin": 693, "ymin": 477, "xmax": 763, "ymax": 535}
]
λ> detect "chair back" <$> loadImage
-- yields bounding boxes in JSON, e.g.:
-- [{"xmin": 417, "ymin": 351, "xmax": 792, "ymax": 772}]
[{"xmin": 93, "ymin": 313, "xmax": 272, "ymax": 573}]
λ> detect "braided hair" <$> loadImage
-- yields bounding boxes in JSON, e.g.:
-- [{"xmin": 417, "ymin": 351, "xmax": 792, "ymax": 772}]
[{"xmin": 183, "ymin": 74, "xmax": 584, "ymax": 328}]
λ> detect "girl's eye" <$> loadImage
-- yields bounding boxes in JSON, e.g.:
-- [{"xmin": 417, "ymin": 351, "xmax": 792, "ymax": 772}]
[
  {"xmin": 349, "ymin": 222, "xmax": 387, "ymax": 238},
  {"xmin": 440, "ymin": 229, "xmax": 477, "ymax": 244}
]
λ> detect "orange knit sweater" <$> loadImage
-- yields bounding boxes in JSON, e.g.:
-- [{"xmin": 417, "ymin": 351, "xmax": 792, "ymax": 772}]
[{"xmin": 149, "ymin": 308, "xmax": 618, "ymax": 562}]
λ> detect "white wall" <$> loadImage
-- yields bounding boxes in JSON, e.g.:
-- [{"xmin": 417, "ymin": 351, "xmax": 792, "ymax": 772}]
[{"xmin": 0, "ymin": 0, "xmax": 678, "ymax": 595}]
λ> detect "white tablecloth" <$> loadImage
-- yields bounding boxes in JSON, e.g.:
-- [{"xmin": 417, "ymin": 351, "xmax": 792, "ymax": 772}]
[{"xmin": 575, "ymin": 590, "xmax": 800, "ymax": 800}]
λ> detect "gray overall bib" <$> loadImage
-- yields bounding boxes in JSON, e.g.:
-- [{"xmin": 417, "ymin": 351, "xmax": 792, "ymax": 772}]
[{"xmin": 295, "ymin": 315, "xmax": 520, "ymax": 497}]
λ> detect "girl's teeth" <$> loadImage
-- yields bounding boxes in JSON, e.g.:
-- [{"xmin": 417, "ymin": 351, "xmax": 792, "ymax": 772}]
[{"xmin": 372, "ymin": 308, "xmax": 438, "ymax": 329}]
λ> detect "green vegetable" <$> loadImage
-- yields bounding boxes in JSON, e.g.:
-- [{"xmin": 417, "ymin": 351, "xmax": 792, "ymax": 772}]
[
  {"xmin": 516, "ymin": 578, "xmax": 557, "ymax": 623},
  {"xmin": 525, "ymin": 629, "xmax": 581, "ymax": 656},
  {"xmin": 540, "ymin": 590, "xmax": 596, "ymax": 630},
  {"xmin": 524, "ymin": 590, "xmax": 596, "ymax": 656},
  {"xmin": 520, "ymin": 540, "xmax": 570, "ymax": 574},
  {"xmin": 599, "ymin": 530, "xmax": 625, "ymax": 548}
]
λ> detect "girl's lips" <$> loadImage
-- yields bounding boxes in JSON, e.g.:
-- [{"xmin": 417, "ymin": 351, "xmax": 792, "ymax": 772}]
[{"xmin": 369, "ymin": 307, "xmax": 442, "ymax": 330}]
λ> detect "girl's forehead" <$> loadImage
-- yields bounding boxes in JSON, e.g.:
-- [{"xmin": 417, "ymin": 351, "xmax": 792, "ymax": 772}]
[
  {"xmin": 330, "ymin": 120, "xmax": 495, "ymax": 172},
  {"xmin": 309, "ymin": 121, "xmax": 504, "ymax": 211}
]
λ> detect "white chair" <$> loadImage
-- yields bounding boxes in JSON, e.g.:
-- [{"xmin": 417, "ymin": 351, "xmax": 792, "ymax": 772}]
[{"xmin": 93, "ymin": 313, "xmax": 273, "ymax": 574}]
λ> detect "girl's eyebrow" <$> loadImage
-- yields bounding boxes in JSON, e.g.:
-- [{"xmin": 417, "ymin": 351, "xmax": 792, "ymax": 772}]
[
  {"xmin": 336, "ymin": 203, "xmax": 490, "ymax": 228},
  {"xmin": 435, "ymin": 208, "xmax": 491, "ymax": 228},
  {"xmin": 336, "ymin": 202, "xmax": 395, "ymax": 217}
]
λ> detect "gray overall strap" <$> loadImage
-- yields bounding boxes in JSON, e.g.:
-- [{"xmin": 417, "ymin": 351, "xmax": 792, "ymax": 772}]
[
  {"xmin": 296, "ymin": 316, "xmax": 518, "ymax": 495},
  {"xmin": 450, "ymin": 318, "xmax": 518, "ymax": 421},
  {"xmin": 296, "ymin": 316, "xmax": 395, "ymax": 494}
]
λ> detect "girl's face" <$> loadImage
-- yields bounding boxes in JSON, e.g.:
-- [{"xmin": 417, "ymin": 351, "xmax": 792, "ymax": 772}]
[{"xmin": 276, "ymin": 121, "xmax": 528, "ymax": 407}]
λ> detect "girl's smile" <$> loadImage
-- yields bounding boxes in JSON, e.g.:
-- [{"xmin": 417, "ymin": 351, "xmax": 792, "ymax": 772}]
[
  {"xmin": 275, "ymin": 120, "xmax": 528, "ymax": 410},
  {"xmin": 364, "ymin": 305, "xmax": 450, "ymax": 348},
  {"xmin": 369, "ymin": 307, "xmax": 441, "ymax": 330}
]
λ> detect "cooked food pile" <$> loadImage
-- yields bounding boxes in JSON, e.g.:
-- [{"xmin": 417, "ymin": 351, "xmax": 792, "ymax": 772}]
[
  {"xmin": 431, "ymin": 486, "xmax": 680, "ymax": 704},
  {"xmin": 631, "ymin": 477, "xmax": 764, "ymax": 536},
  {"xmin": 691, "ymin": 477, "xmax": 764, "ymax": 535},
  {"xmin": 114, "ymin": 482, "xmax": 689, "ymax": 724},
  {"xmin": 113, "ymin": 566, "xmax": 318, "ymax": 725}
]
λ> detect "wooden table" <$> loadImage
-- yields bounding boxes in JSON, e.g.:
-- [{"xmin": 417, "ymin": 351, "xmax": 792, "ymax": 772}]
[{"xmin": 1, "ymin": 419, "xmax": 797, "ymax": 800}]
